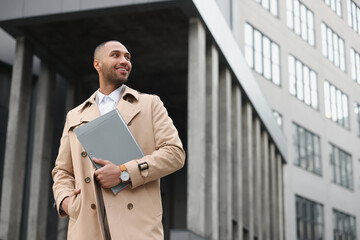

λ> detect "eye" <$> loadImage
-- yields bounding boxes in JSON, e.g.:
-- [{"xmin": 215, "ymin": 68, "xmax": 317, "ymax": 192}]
[
  {"xmin": 112, "ymin": 53, "xmax": 119, "ymax": 57},
  {"xmin": 125, "ymin": 55, "xmax": 131, "ymax": 61}
]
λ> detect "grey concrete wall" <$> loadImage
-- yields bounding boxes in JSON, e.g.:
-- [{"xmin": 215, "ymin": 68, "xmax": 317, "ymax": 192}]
[
  {"xmin": 187, "ymin": 17, "xmax": 206, "ymax": 237},
  {"xmin": 237, "ymin": 0, "xmax": 360, "ymax": 239},
  {"xmin": 0, "ymin": 0, "xmax": 174, "ymax": 21},
  {"xmin": 218, "ymin": 67, "xmax": 232, "ymax": 240},
  {"xmin": 0, "ymin": 37, "xmax": 33, "ymax": 240},
  {"xmin": 205, "ymin": 44, "xmax": 219, "ymax": 240}
]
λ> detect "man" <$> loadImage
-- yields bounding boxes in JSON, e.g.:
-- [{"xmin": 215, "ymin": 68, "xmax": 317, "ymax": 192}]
[{"xmin": 52, "ymin": 40, "xmax": 185, "ymax": 240}]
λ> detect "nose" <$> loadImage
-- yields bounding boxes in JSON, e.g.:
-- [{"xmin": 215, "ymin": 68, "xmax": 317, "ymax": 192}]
[{"xmin": 119, "ymin": 56, "xmax": 130, "ymax": 65}]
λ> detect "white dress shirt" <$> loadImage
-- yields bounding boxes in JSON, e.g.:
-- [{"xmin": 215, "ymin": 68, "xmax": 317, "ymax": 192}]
[{"xmin": 95, "ymin": 85, "xmax": 124, "ymax": 115}]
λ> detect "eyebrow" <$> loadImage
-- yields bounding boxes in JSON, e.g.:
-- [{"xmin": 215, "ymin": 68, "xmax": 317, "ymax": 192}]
[{"xmin": 109, "ymin": 50, "xmax": 131, "ymax": 58}]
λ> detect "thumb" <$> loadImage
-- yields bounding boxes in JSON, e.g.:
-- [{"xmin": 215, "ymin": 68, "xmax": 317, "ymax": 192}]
[
  {"xmin": 93, "ymin": 157, "xmax": 108, "ymax": 166},
  {"xmin": 72, "ymin": 188, "xmax": 81, "ymax": 196}
]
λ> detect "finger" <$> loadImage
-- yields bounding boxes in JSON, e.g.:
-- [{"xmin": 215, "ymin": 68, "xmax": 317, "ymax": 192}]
[
  {"xmin": 92, "ymin": 157, "xmax": 108, "ymax": 166},
  {"xmin": 72, "ymin": 188, "xmax": 81, "ymax": 196}
]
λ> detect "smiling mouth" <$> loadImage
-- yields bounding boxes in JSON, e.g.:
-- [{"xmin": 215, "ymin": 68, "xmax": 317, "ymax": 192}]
[{"xmin": 115, "ymin": 66, "xmax": 129, "ymax": 72}]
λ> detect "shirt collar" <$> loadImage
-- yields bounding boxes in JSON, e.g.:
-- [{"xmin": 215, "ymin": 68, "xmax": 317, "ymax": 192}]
[{"xmin": 96, "ymin": 85, "xmax": 124, "ymax": 106}]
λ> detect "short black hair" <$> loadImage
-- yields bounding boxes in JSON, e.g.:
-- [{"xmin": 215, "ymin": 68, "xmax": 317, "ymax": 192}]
[{"xmin": 93, "ymin": 40, "xmax": 120, "ymax": 60}]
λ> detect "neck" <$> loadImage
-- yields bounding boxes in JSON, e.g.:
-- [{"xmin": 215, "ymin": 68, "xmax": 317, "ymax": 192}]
[{"xmin": 99, "ymin": 82, "xmax": 123, "ymax": 95}]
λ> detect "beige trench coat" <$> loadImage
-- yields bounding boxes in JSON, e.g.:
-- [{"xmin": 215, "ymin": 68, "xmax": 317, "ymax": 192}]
[{"xmin": 52, "ymin": 86, "xmax": 185, "ymax": 240}]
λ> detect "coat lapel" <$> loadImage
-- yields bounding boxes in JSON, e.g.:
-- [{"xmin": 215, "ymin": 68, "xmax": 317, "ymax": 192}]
[
  {"xmin": 117, "ymin": 99, "xmax": 140, "ymax": 125},
  {"xmin": 79, "ymin": 92, "xmax": 100, "ymax": 124},
  {"xmin": 117, "ymin": 86, "xmax": 141, "ymax": 125},
  {"xmin": 80, "ymin": 102, "xmax": 101, "ymax": 123}
]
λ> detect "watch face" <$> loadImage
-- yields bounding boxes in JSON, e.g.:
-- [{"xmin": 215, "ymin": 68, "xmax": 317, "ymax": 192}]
[{"xmin": 120, "ymin": 171, "xmax": 130, "ymax": 182}]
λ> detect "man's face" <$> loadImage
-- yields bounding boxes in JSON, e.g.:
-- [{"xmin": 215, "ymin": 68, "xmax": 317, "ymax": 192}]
[{"xmin": 97, "ymin": 41, "xmax": 132, "ymax": 86}]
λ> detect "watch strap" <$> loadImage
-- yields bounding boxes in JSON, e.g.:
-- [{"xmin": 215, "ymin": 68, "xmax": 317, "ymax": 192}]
[{"xmin": 120, "ymin": 165, "xmax": 127, "ymax": 172}]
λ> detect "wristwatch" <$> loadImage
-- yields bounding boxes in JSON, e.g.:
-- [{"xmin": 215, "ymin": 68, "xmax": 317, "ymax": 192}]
[{"xmin": 119, "ymin": 165, "xmax": 130, "ymax": 183}]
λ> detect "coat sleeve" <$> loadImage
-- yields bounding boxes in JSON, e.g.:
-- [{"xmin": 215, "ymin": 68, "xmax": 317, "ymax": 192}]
[
  {"xmin": 52, "ymin": 113, "xmax": 75, "ymax": 217},
  {"xmin": 125, "ymin": 96, "xmax": 185, "ymax": 189}
]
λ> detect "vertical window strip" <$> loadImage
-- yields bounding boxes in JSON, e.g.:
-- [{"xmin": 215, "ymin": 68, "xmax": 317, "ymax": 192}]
[
  {"xmin": 348, "ymin": 0, "xmax": 360, "ymax": 34},
  {"xmin": 255, "ymin": 0, "xmax": 279, "ymax": 16},
  {"xmin": 333, "ymin": 209, "xmax": 357, "ymax": 240},
  {"xmin": 324, "ymin": 81, "xmax": 349, "ymax": 128},
  {"xmin": 350, "ymin": 48, "xmax": 360, "ymax": 84},
  {"xmin": 330, "ymin": 143, "xmax": 353, "ymax": 189},
  {"xmin": 321, "ymin": 22, "xmax": 346, "ymax": 71},
  {"xmin": 355, "ymin": 102, "xmax": 360, "ymax": 136},
  {"xmin": 287, "ymin": 0, "xmax": 315, "ymax": 46},
  {"xmin": 293, "ymin": 123, "xmax": 321, "ymax": 175},
  {"xmin": 324, "ymin": 0, "xmax": 342, "ymax": 17},
  {"xmin": 296, "ymin": 195, "xmax": 324, "ymax": 240},
  {"xmin": 288, "ymin": 55, "xmax": 318, "ymax": 108},
  {"xmin": 272, "ymin": 110, "xmax": 283, "ymax": 128},
  {"xmin": 244, "ymin": 23, "xmax": 281, "ymax": 85}
]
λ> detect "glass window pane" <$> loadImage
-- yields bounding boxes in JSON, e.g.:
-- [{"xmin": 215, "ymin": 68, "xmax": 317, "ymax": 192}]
[
  {"xmin": 245, "ymin": 46, "xmax": 254, "ymax": 68},
  {"xmin": 272, "ymin": 64, "xmax": 280, "ymax": 85},
  {"xmin": 296, "ymin": 61, "xmax": 303, "ymax": 100},
  {"xmin": 324, "ymin": 81, "xmax": 331, "ymax": 118},
  {"xmin": 270, "ymin": 0, "xmax": 278, "ymax": 16},
  {"xmin": 262, "ymin": 0, "xmax": 270, "ymax": 10},
  {"xmin": 289, "ymin": 55, "xmax": 295, "ymax": 75},
  {"xmin": 350, "ymin": 49, "xmax": 356, "ymax": 80},
  {"xmin": 245, "ymin": 24, "xmax": 253, "ymax": 46},
  {"xmin": 321, "ymin": 24, "xmax": 327, "ymax": 56},
  {"xmin": 271, "ymin": 43, "xmax": 280, "ymax": 64},
  {"xmin": 303, "ymin": 66, "xmax": 311, "ymax": 105}
]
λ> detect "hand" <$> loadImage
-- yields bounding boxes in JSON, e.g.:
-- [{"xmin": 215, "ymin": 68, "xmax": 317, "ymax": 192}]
[
  {"xmin": 93, "ymin": 158, "xmax": 121, "ymax": 188},
  {"xmin": 61, "ymin": 188, "xmax": 81, "ymax": 215}
]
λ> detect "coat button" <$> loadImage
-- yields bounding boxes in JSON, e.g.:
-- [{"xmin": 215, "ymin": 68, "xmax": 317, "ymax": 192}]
[
  {"xmin": 85, "ymin": 177, "xmax": 91, "ymax": 183},
  {"xmin": 91, "ymin": 204, "xmax": 96, "ymax": 210},
  {"xmin": 81, "ymin": 151, "xmax": 87, "ymax": 157},
  {"xmin": 127, "ymin": 203, "xmax": 133, "ymax": 210}
]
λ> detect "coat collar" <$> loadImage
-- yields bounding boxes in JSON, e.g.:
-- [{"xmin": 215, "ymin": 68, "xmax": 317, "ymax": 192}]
[{"xmin": 76, "ymin": 85, "xmax": 140, "ymax": 126}]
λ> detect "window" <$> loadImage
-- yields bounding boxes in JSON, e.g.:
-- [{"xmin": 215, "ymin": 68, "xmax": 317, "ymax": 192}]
[
  {"xmin": 355, "ymin": 102, "xmax": 360, "ymax": 136},
  {"xmin": 347, "ymin": 0, "xmax": 360, "ymax": 34},
  {"xmin": 324, "ymin": 0, "xmax": 342, "ymax": 17},
  {"xmin": 333, "ymin": 209, "xmax": 356, "ymax": 240},
  {"xmin": 288, "ymin": 55, "xmax": 318, "ymax": 109},
  {"xmin": 244, "ymin": 23, "xmax": 281, "ymax": 85},
  {"xmin": 350, "ymin": 48, "xmax": 360, "ymax": 84},
  {"xmin": 293, "ymin": 123, "xmax": 321, "ymax": 175},
  {"xmin": 255, "ymin": 0, "xmax": 279, "ymax": 16},
  {"xmin": 324, "ymin": 81, "xmax": 349, "ymax": 128},
  {"xmin": 272, "ymin": 110, "xmax": 283, "ymax": 128},
  {"xmin": 287, "ymin": 0, "xmax": 315, "ymax": 46},
  {"xmin": 295, "ymin": 195, "xmax": 324, "ymax": 240},
  {"xmin": 321, "ymin": 22, "xmax": 346, "ymax": 71},
  {"xmin": 330, "ymin": 143, "xmax": 353, "ymax": 189}
]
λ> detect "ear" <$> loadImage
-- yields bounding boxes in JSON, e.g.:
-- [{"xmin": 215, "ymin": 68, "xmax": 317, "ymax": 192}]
[{"xmin": 93, "ymin": 59, "xmax": 101, "ymax": 72}]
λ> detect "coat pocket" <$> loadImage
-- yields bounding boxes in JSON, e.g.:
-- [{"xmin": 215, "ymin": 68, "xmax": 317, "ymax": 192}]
[{"xmin": 68, "ymin": 192, "xmax": 82, "ymax": 220}]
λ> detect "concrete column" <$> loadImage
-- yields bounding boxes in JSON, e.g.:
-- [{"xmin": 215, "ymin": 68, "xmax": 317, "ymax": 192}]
[
  {"xmin": 205, "ymin": 44, "xmax": 219, "ymax": 240},
  {"xmin": 56, "ymin": 78, "xmax": 76, "ymax": 240},
  {"xmin": 27, "ymin": 60, "xmax": 56, "ymax": 240},
  {"xmin": 231, "ymin": 85, "xmax": 242, "ymax": 240},
  {"xmin": 252, "ymin": 117, "xmax": 262, "ymax": 240},
  {"xmin": 242, "ymin": 102, "xmax": 253, "ymax": 240},
  {"xmin": 269, "ymin": 143, "xmax": 278, "ymax": 240},
  {"xmin": 261, "ymin": 132, "xmax": 270, "ymax": 240},
  {"xmin": 65, "ymin": 78, "xmax": 75, "ymax": 114},
  {"xmin": 218, "ymin": 67, "xmax": 232, "ymax": 240},
  {"xmin": 0, "ymin": 37, "xmax": 33, "ymax": 240},
  {"xmin": 277, "ymin": 154, "xmax": 284, "ymax": 240},
  {"xmin": 187, "ymin": 17, "xmax": 206, "ymax": 237}
]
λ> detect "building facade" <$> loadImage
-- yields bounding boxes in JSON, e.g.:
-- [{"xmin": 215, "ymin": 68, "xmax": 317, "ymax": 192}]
[
  {"xmin": 219, "ymin": 0, "xmax": 360, "ymax": 239},
  {"xmin": 0, "ymin": 0, "xmax": 287, "ymax": 240}
]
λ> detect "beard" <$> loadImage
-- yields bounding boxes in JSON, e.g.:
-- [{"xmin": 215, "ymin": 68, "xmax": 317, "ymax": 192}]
[{"xmin": 102, "ymin": 64, "xmax": 130, "ymax": 86}]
